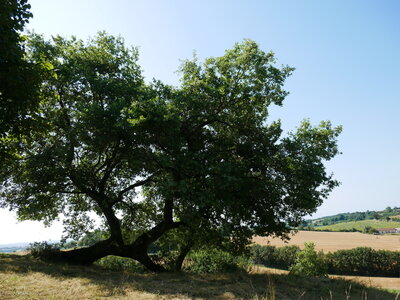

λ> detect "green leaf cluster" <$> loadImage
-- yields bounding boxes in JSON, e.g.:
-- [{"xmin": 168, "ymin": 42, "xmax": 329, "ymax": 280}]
[
  {"xmin": 289, "ymin": 242, "xmax": 328, "ymax": 277},
  {"xmin": 0, "ymin": 32, "xmax": 341, "ymax": 270}
]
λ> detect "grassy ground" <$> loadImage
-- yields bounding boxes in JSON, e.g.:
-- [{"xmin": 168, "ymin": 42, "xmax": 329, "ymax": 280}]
[
  {"xmin": 0, "ymin": 253, "xmax": 399, "ymax": 300},
  {"xmin": 314, "ymin": 220, "xmax": 400, "ymax": 232}
]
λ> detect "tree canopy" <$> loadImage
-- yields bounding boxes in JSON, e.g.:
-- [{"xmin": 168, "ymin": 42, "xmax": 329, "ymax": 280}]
[
  {"xmin": 0, "ymin": 0, "xmax": 41, "ymax": 174},
  {"xmin": 0, "ymin": 0, "xmax": 39, "ymax": 133},
  {"xmin": 0, "ymin": 32, "xmax": 341, "ymax": 271}
]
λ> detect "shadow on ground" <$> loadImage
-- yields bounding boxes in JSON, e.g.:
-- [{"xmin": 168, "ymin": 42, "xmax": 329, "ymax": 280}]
[{"xmin": 0, "ymin": 253, "xmax": 398, "ymax": 300}]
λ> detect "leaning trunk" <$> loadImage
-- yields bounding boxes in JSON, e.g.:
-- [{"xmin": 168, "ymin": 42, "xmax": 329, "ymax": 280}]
[
  {"xmin": 174, "ymin": 243, "xmax": 192, "ymax": 271},
  {"xmin": 40, "ymin": 239, "xmax": 118, "ymax": 265},
  {"xmin": 41, "ymin": 238, "xmax": 167, "ymax": 272},
  {"xmin": 39, "ymin": 220, "xmax": 184, "ymax": 271}
]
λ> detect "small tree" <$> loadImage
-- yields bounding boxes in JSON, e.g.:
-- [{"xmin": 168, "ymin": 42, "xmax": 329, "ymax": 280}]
[
  {"xmin": 289, "ymin": 242, "xmax": 327, "ymax": 277},
  {"xmin": 363, "ymin": 226, "xmax": 378, "ymax": 234}
]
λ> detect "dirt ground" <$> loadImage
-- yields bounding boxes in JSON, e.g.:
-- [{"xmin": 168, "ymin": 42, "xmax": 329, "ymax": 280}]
[{"xmin": 253, "ymin": 230, "xmax": 400, "ymax": 252}]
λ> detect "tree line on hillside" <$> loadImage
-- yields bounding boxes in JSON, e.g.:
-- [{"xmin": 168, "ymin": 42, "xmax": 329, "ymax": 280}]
[
  {"xmin": 1, "ymin": 0, "xmax": 341, "ymax": 271},
  {"xmin": 303, "ymin": 206, "xmax": 400, "ymax": 227}
]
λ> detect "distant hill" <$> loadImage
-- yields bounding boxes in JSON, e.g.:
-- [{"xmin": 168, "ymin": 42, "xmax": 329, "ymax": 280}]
[
  {"xmin": 0, "ymin": 240, "xmax": 63, "ymax": 253},
  {"xmin": 305, "ymin": 206, "xmax": 400, "ymax": 226},
  {"xmin": 302, "ymin": 206, "xmax": 400, "ymax": 232},
  {"xmin": 0, "ymin": 242, "xmax": 30, "ymax": 253},
  {"xmin": 312, "ymin": 219, "xmax": 400, "ymax": 232}
]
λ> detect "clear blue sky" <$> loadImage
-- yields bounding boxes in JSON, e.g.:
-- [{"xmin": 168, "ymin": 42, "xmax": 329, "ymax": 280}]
[{"xmin": 1, "ymin": 0, "xmax": 399, "ymax": 244}]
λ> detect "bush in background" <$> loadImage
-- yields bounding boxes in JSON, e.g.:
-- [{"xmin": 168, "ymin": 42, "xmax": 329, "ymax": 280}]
[
  {"xmin": 250, "ymin": 244, "xmax": 300, "ymax": 269},
  {"xmin": 250, "ymin": 244, "xmax": 400, "ymax": 277},
  {"xmin": 326, "ymin": 247, "xmax": 400, "ymax": 277},
  {"xmin": 186, "ymin": 249, "xmax": 250, "ymax": 273},
  {"xmin": 289, "ymin": 242, "xmax": 327, "ymax": 277},
  {"xmin": 363, "ymin": 226, "xmax": 378, "ymax": 234},
  {"xmin": 27, "ymin": 241, "xmax": 60, "ymax": 259},
  {"xmin": 95, "ymin": 255, "xmax": 147, "ymax": 272}
]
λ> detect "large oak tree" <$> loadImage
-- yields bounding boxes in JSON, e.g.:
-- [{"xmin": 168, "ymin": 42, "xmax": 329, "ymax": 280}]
[{"xmin": 0, "ymin": 32, "xmax": 341, "ymax": 271}]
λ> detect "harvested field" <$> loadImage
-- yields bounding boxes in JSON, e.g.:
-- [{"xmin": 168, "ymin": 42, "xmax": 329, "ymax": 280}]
[
  {"xmin": 253, "ymin": 230, "xmax": 400, "ymax": 252},
  {"xmin": 252, "ymin": 266, "xmax": 400, "ymax": 291}
]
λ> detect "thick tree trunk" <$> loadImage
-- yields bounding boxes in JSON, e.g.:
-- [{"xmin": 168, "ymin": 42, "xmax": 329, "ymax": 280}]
[
  {"xmin": 132, "ymin": 250, "xmax": 166, "ymax": 272},
  {"xmin": 41, "ymin": 221, "xmax": 185, "ymax": 272},
  {"xmin": 42, "ymin": 239, "xmax": 117, "ymax": 265},
  {"xmin": 42, "ymin": 239, "xmax": 167, "ymax": 271},
  {"xmin": 174, "ymin": 242, "xmax": 192, "ymax": 271}
]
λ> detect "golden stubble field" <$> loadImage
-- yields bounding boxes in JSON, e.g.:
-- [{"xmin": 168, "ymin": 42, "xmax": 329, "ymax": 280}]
[
  {"xmin": 253, "ymin": 231, "xmax": 400, "ymax": 291},
  {"xmin": 252, "ymin": 266, "xmax": 400, "ymax": 292},
  {"xmin": 253, "ymin": 230, "xmax": 400, "ymax": 252}
]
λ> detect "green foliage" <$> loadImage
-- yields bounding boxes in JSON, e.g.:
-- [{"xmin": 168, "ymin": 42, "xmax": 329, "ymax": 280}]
[
  {"xmin": 250, "ymin": 244, "xmax": 300, "ymax": 269},
  {"xmin": 1, "ymin": 31, "xmax": 146, "ymax": 230},
  {"xmin": 186, "ymin": 249, "xmax": 250, "ymax": 273},
  {"xmin": 60, "ymin": 230, "xmax": 108, "ymax": 249},
  {"xmin": 0, "ymin": 0, "xmax": 41, "ymax": 134},
  {"xmin": 251, "ymin": 244, "xmax": 400, "ymax": 277},
  {"xmin": 250, "ymin": 244, "xmax": 277, "ymax": 265},
  {"xmin": 61, "ymin": 240, "xmax": 78, "ymax": 249},
  {"xmin": 326, "ymin": 247, "xmax": 400, "ymax": 277},
  {"xmin": 0, "ymin": 0, "xmax": 32, "ymax": 92},
  {"xmin": 27, "ymin": 241, "xmax": 60, "ymax": 259},
  {"xmin": 1, "ymin": 33, "xmax": 342, "ymax": 270},
  {"xmin": 0, "ymin": 0, "xmax": 43, "ymax": 186},
  {"xmin": 313, "ymin": 220, "xmax": 400, "ymax": 232},
  {"xmin": 77, "ymin": 230, "xmax": 109, "ymax": 247},
  {"xmin": 363, "ymin": 226, "xmax": 378, "ymax": 234},
  {"xmin": 95, "ymin": 255, "xmax": 146, "ymax": 272},
  {"xmin": 289, "ymin": 242, "xmax": 328, "ymax": 277},
  {"xmin": 305, "ymin": 207, "xmax": 400, "ymax": 227}
]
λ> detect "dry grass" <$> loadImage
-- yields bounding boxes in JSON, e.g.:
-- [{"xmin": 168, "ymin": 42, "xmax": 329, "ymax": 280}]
[
  {"xmin": 253, "ymin": 230, "xmax": 400, "ymax": 252},
  {"xmin": 252, "ymin": 266, "xmax": 400, "ymax": 291},
  {"xmin": 0, "ymin": 253, "xmax": 398, "ymax": 300}
]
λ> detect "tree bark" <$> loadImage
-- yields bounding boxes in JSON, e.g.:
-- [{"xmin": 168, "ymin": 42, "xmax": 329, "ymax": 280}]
[
  {"xmin": 41, "ymin": 221, "xmax": 186, "ymax": 272},
  {"xmin": 174, "ymin": 241, "xmax": 192, "ymax": 271},
  {"xmin": 42, "ymin": 239, "xmax": 118, "ymax": 265},
  {"xmin": 42, "ymin": 239, "xmax": 166, "ymax": 271}
]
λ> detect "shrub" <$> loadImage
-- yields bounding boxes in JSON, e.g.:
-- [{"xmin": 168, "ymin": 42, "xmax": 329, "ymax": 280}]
[
  {"xmin": 186, "ymin": 249, "xmax": 250, "ymax": 273},
  {"xmin": 289, "ymin": 242, "xmax": 328, "ymax": 277},
  {"xmin": 250, "ymin": 244, "xmax": 300, "ymax": 269},
  {"xmin": 27, "ymin": 241, "xmax": 60, "ymax": 259},
  {"xmin": 77, "ymin": 230, "xmax": 108, "ymax": 247},
  {"xmin": 95, "ymin": 255, "xmax": 147, "ymax": 272},
  {"xmin": 250, "ymin": 244, "xmax": 277, "ymax": 266},
  {"xmin": 275, "ymin": 245, "xmax": 300, "ymax": 269},
  {"xmin": 326, "ymin": 247, "xmax": 400, "ymax": 277},
  {"xmin": 363, "ymin": 226, "xmax": 378, "ymax": 234},
  {"xmin": 61, "ymin": 240, "xmax": 78, "ymax": 249},
  {"xmin": 251, "ymin": 244, "xmax": 400, "ymax": 277}
]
